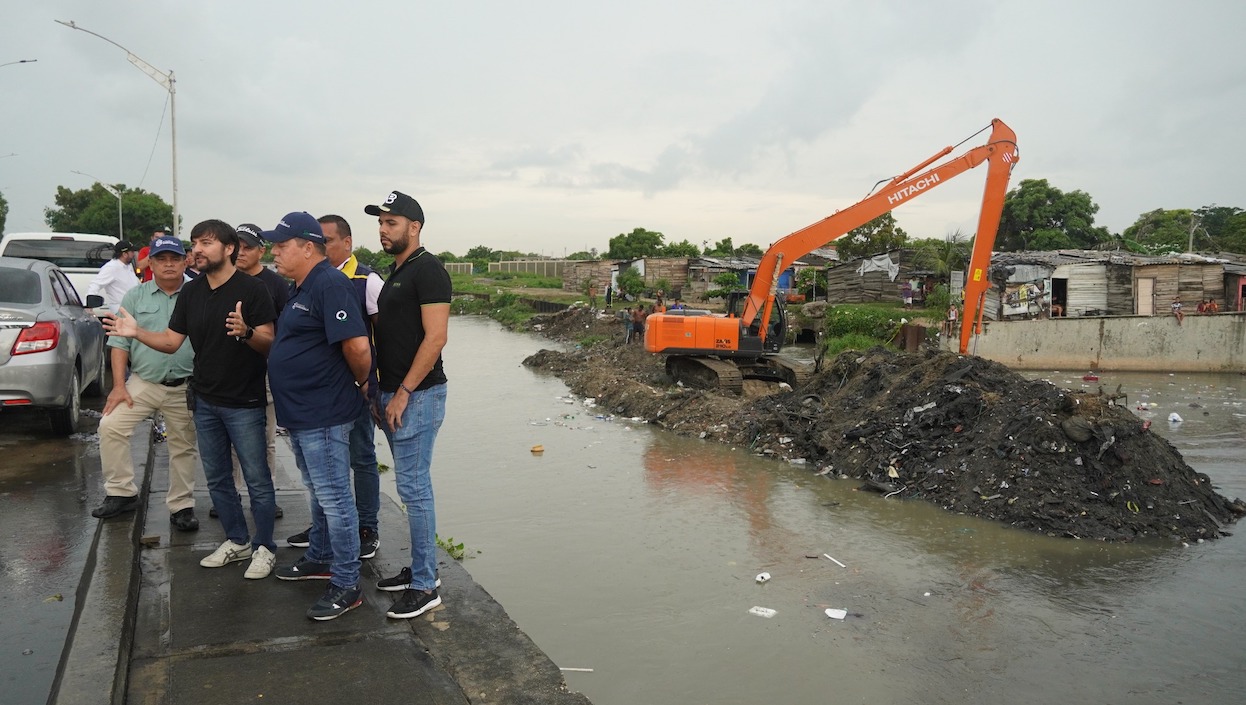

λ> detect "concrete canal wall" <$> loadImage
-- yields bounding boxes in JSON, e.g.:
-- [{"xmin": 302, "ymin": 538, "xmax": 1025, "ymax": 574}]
[{"xmin": 948, "ymin": 312, "xmax": 1246, "ymax": 372}]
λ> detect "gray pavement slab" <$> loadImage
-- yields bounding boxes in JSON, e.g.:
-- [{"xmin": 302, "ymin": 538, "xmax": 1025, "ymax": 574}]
[{"xmin": 55, "ymin": 431, "xmax": 591, "ymax": 705}]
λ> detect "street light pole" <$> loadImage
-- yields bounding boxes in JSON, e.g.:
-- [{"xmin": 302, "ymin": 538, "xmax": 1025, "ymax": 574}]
[
  {"xmin": 71, "ymin": 170, "xmax": 124, "ymax": 240},
  {"xmin": 54, "ymin": 20, "xmax": 178, "ymax": 236}
]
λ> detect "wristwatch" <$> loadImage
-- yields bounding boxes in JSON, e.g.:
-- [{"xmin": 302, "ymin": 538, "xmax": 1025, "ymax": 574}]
[{"xmin": 236, "ymin": 326, "xmax": 254, "ymax": 342}]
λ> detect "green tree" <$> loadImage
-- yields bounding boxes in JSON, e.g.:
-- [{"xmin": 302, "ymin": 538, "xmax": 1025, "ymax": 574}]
[
  {"xmin": 567, "ymin": 248, "xmax": 599, "ymax": 260},
  {"xmin": 735, "ymin": 242, "xmax": 763, "ymax": 256},
  {"xmin": 615, "ymin": 264, "xmax": 644, "ymax": 298},
  {"xmin": 703, "ymin": 237, "xmax": 734, "ymax": 256},
  {"xmin": 835, "ymin": 212, "xmax": 909, "ymax": 261},
  {"xmin": 0, "ymin": 189, "xmax": 8, "ymax": 234},
  {"xmin": 606, "ymin": 227, "xmax": 666, "ymax": 259},
  {"xmin": 1121, "ymin": 209, "xmax": 1193, "ymax": 254},
  {"xmin": 997, "ymin": 178, "xmax": 1110, "ymax": 251},
  {"xmin": 911, "ymin": 230, "xmax": 972, "ymax": 278},
  {"xmin": 661, "ymin": 239, "xmax": 701, "ymax": 257},
  {"xmin": 43, "ymin": 183, "xmax": 174, "ymax": 242},
  {"xmin": 463, "ymin": 245, "xmax": 498, "ymax": 261},
  {"xmin": 437, "ymin": 251, "xmax": 460, "ymax": 262},
  {"xmin": 795, "ymin": 267, "xmax": 827, "ymax": 298}
]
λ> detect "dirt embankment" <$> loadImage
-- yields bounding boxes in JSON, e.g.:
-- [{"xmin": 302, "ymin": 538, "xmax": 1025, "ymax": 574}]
[{"xmin": 521, "ymin": 307, "xmax": 1246, "ymax": 542}]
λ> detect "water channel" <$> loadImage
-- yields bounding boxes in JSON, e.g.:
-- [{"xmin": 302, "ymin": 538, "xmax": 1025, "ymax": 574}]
[{"xmin": 381, "ymin": 316, "xmax": 1246, "ymax": 705}]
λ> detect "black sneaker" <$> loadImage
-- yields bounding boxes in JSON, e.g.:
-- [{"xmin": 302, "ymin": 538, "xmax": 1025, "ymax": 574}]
[
  {"xmin": 287, "ymin": 527, "xmax": 311, "ymax": 548},
  {"xmin": 275, "ymin": 557, "xmax": 333, "ymax": 581},
  {"xmin": 376, "ymin": 567, "xmax": 441, "ymax": 592},
  {"xmin": 208, "ymin": 506, "xmax": 218, "ymax": 519},
  {"xmin": 360, "ymin": 527, "xmax": 380, "ymax": 559},
  {"xmin": 170, "ymin": 508, "xmax": 200, "ymax": 532},
  {"xmin": 275, "ymin": 505, "xmax": 284, "ymax": 519},
  {"xmin": 91, "ymin": 495, "xmax": 139, "ymax": 519},
  {"xmin": 386, "ymin": 588, "xmax": 441, "ymax": 619},
  {"xmin": 307, "ymin": 583, "xmax": 363, "ymax": 621}
]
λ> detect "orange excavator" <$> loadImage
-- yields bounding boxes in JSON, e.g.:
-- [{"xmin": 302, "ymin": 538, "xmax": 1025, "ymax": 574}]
[{"xmin": 645, "ymin": 118, "xmax": 1019, "ymax": 391}]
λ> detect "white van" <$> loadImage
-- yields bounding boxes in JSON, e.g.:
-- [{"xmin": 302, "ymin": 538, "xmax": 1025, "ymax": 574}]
[{"xmin": 0, "ymin": 232, "xmax": 119, "ymax": 303}]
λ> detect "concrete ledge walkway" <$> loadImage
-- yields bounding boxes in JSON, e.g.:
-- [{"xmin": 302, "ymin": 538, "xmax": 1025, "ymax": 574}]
[{"xmin": 53, "ymin": 431, "xmax": 591, "ymax": 705}]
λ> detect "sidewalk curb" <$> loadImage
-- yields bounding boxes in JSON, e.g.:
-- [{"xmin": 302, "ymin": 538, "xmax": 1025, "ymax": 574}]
[{"xmin": 49, "ymin": 430, "xmax": 155, "ymax": 705}]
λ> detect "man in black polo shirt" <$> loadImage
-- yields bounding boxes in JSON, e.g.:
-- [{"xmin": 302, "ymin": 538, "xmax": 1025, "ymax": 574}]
[
  {"xmin": 366, "ymin": 190, "xmax": 451, "ymax": 620},
  {"xmin": 106, "ymin": 219, "xmax": 280, "ymax": 580}
]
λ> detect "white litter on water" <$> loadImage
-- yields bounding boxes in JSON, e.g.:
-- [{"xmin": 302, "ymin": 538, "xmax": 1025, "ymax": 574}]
[
  {"xmin": 824, "ymin": 608, "xmax": 847, "ymax": 620},
  {"xmin": 748, "ymin": 606, "xmax": 777, "ymax": 618}
]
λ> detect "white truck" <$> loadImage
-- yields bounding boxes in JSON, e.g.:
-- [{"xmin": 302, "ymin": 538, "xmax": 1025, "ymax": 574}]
[{"xmin": 0, "ymin": 232, "xmax": 119, "ymax": 311}]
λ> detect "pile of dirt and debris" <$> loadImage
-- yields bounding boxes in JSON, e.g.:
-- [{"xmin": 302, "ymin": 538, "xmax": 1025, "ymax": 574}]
[{"xmin": 520, "ymin": 308, "xmax": 1245, "ymax": 542}]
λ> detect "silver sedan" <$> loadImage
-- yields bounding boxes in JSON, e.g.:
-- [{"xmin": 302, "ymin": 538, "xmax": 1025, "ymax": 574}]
[{"xmin": 0, "ymin": 256, "xmax": 106, "ymax": 435}]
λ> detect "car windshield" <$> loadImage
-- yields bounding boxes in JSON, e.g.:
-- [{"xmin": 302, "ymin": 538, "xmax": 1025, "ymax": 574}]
[
  {"xmin": 4, "ymin": 239, "xmax": 113, "ymax": 269},
  {"xmin": 0, "ymin": 268, "xmax": 41, "ymax": 305}
]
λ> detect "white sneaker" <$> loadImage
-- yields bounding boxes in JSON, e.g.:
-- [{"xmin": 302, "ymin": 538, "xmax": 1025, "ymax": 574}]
[
  {"xmin": 200, "ymin": 540, "xmax": 253, "ymax": 568},
  {"xmin": 244, "ymin": 546, "xmax": 276, "ymax": 579}
]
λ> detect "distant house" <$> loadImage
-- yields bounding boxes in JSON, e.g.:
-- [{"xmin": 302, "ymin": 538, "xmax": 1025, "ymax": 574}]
[
  {"xmin": 823, "ymin": 249, "xmax": 931, "ymax": 305},
  {"xmin": 981, "ymin": 250, "xmax": 1234, "ymax": 319}
]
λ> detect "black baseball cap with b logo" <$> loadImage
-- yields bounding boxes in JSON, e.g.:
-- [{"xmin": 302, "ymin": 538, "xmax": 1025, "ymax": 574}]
[{"xmin": 364, "ymin": 190, "xmax": 424, "ymax": 224}]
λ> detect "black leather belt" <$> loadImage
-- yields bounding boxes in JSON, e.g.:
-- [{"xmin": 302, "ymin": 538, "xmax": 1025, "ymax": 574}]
[{"xmin": 160, "ymin": 377, "xmax": 190, "ymax": 387}]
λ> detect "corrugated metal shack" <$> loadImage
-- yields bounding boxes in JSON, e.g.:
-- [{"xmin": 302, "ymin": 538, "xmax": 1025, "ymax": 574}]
[{"xmin": 984, "ymin": 250, "xmax": 1233, "ymax": 319}]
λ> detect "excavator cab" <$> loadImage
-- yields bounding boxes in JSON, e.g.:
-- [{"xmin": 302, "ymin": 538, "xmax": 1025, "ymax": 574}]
[{"xmin": 727, "ymin": 291, "xmax": 787, "ymax": 354}]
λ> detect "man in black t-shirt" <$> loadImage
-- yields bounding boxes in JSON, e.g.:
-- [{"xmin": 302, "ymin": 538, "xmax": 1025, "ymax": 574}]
[
  {"xmin": 106, "ymin": 219, "xmax": 281, "ymax": 580},
  {"xmin": 366, "ymin": 190, "xmax": 451, "ymax": 620}
]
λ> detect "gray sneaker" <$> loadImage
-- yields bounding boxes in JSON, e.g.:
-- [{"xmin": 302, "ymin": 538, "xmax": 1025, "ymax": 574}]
[{"xmin": 307, "ymin": 584, "xmax": 363, "ymax": 621}]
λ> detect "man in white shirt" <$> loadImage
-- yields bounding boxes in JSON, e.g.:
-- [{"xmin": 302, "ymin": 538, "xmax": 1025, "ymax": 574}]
[{"xmin": 86, "ymin": 240, "xmax": 139, "ymax": 313}]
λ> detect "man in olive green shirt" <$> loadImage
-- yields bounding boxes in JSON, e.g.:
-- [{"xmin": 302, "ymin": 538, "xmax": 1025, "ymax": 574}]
[{"xmin": 92, "ymin": 237, "xmax": 200, "ymax": 531}]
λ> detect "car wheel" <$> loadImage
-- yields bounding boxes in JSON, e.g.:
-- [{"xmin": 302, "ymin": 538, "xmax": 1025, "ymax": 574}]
[
  {"xmin": 50, "ymin": 369, "xmax": 81, "ymax": 436},
  {"xmin": 84, "ymin": 344, "xmax": 108, "ymax": 397}
]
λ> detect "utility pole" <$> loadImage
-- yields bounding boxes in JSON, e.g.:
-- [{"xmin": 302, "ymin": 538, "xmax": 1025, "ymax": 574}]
[{"xmin": 55, "ymin": 20, "xmax": 178, "ymax": 235}]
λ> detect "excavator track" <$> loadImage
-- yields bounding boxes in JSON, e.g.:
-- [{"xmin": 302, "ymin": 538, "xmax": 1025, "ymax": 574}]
[{"xmin": 666, "ymin": 356, "xmax": 744, "ymax": 394}]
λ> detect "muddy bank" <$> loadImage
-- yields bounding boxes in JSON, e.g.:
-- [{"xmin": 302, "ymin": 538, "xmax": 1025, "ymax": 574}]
[{"xmin": 521, "ymin": 307, "xmax": 1245, "ymax": 542}]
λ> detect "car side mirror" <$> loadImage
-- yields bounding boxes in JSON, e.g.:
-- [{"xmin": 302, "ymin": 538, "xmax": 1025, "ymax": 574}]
[{"xmin": 85, "ymin": 294, "xmax": 104, "ymax": 308}]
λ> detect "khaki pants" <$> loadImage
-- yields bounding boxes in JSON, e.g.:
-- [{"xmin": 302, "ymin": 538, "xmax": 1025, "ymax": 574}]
[{"xmin": 98, "ymin": 376, "xmax": 197, "ymax": 513}]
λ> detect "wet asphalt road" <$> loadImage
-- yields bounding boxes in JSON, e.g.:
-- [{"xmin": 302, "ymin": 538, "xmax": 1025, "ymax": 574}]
[{"xmin": 0, "ymin": 387, "xmax": 110, "ymax": 705}]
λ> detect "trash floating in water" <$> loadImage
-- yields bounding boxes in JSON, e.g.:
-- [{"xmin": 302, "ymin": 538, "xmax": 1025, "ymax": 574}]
[
  {"xmin": 823, "ymin": 554, "xmax": 846, "ymax": 568},
  {"xmin": 559, "ymin": 667, "xmax": 595, "ymax": 673},
  {"xmin": 530, "ymin": 444, "xmax": 545, "ymax": 454},
  {"xmin": 824, "ymin": 608, "xmax": 847, "ymax": 620},
  {"xmin": 755, "ymin": 572, "xmax": 771, "ymax": 583},
  {"xmin": 748, "ymin": 606, "xmax": 777, "ymax": 618},
  {"xmin": 1083, "ymin": 372, "xmax": 1100, "ymax": 382},
  {"xmin": 1168, "ymin": 413, "xmax": 1183, "ymax": 423}
]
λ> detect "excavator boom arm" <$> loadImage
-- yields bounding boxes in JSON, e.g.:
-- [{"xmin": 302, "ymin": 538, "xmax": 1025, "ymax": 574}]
[{"xmin": 740, "ymin": 119, "xmax": 1018, "ymax": 354}]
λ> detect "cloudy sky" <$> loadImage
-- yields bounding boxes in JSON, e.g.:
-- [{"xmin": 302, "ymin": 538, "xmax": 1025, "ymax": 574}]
[{"xmin": 2, "ymin": 1, "xmax": 1243, "ymax": 257}]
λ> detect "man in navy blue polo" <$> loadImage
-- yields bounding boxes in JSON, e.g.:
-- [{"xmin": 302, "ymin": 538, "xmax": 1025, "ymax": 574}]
[{"xmin": 263, "ymin": 212, "xmax": 374, "ymax": 621}]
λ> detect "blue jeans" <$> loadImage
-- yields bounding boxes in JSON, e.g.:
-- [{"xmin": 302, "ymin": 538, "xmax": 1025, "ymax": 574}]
[
  {"xmin": 378, "ymin": 384, "xmax": 445, "ymax": 591},
  {"xmin": 349, "ymin": 402, "xmax": 381, "ymax": 531},
  {"xmin": 289, "ymin": 423, "xmax": 360, "ymax": 588},
  {"xmin": 195, "ymin": 395, "xmax": 276, "ymax": 551}
]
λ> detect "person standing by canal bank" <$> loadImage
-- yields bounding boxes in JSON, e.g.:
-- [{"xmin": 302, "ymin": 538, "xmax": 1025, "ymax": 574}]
[
  {"xmin": 263, "ymin": 212, "xmax": 373, "ymax": 621},
  {"xmin": 105, "ymin": 219, "xmax": 280, "ymax": 580},
  {"xmin": 366, "ymin": 190, "xmax": 450, "ymax": 619},
  {"xmin": 92, "ymin": 236, "xmax": 198, "ymax": 530},
  {"xmin": 280, "ymin": 214, "xmax": 385, "ymax": 562}
]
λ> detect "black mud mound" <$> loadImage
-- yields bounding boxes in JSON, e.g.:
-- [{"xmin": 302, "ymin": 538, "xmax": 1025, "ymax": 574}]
[
  {"xmin": 734, "ymin": 348, "xmax": 1245, "ymax": 542},
  {"xmin": 522, "ymin": 333, "xmax": 1245, "ymax": 542}
]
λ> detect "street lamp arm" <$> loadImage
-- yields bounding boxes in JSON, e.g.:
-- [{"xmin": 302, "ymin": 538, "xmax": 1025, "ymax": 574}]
[
  {"xmin": 56, "ymin": 18, "xmax": 178, "ymax": 236},
  {"xmin": 1, "ymin": 59, "xmax": 38, "ymax": 69}
]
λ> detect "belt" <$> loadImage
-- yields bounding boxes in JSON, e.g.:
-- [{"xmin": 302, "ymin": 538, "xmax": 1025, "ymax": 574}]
[{"xmin": 160, "ymin": 377, "xmax": 190, "ymax": 387}]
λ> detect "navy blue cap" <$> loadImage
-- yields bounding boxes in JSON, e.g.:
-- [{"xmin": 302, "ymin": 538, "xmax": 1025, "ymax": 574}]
[
  {"xmin": 148, "ymin": 236, "xmax": 185, "ymax": 257},
  {"xmin": 262, "ymin": 212, "xmax": 325, "ymax": 243}
]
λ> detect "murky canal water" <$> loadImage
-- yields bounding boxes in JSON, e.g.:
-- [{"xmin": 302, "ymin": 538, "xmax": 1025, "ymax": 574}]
[{"xmin": 383, "ymin": 317, "xmax": 1246, "ymax": 705}]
